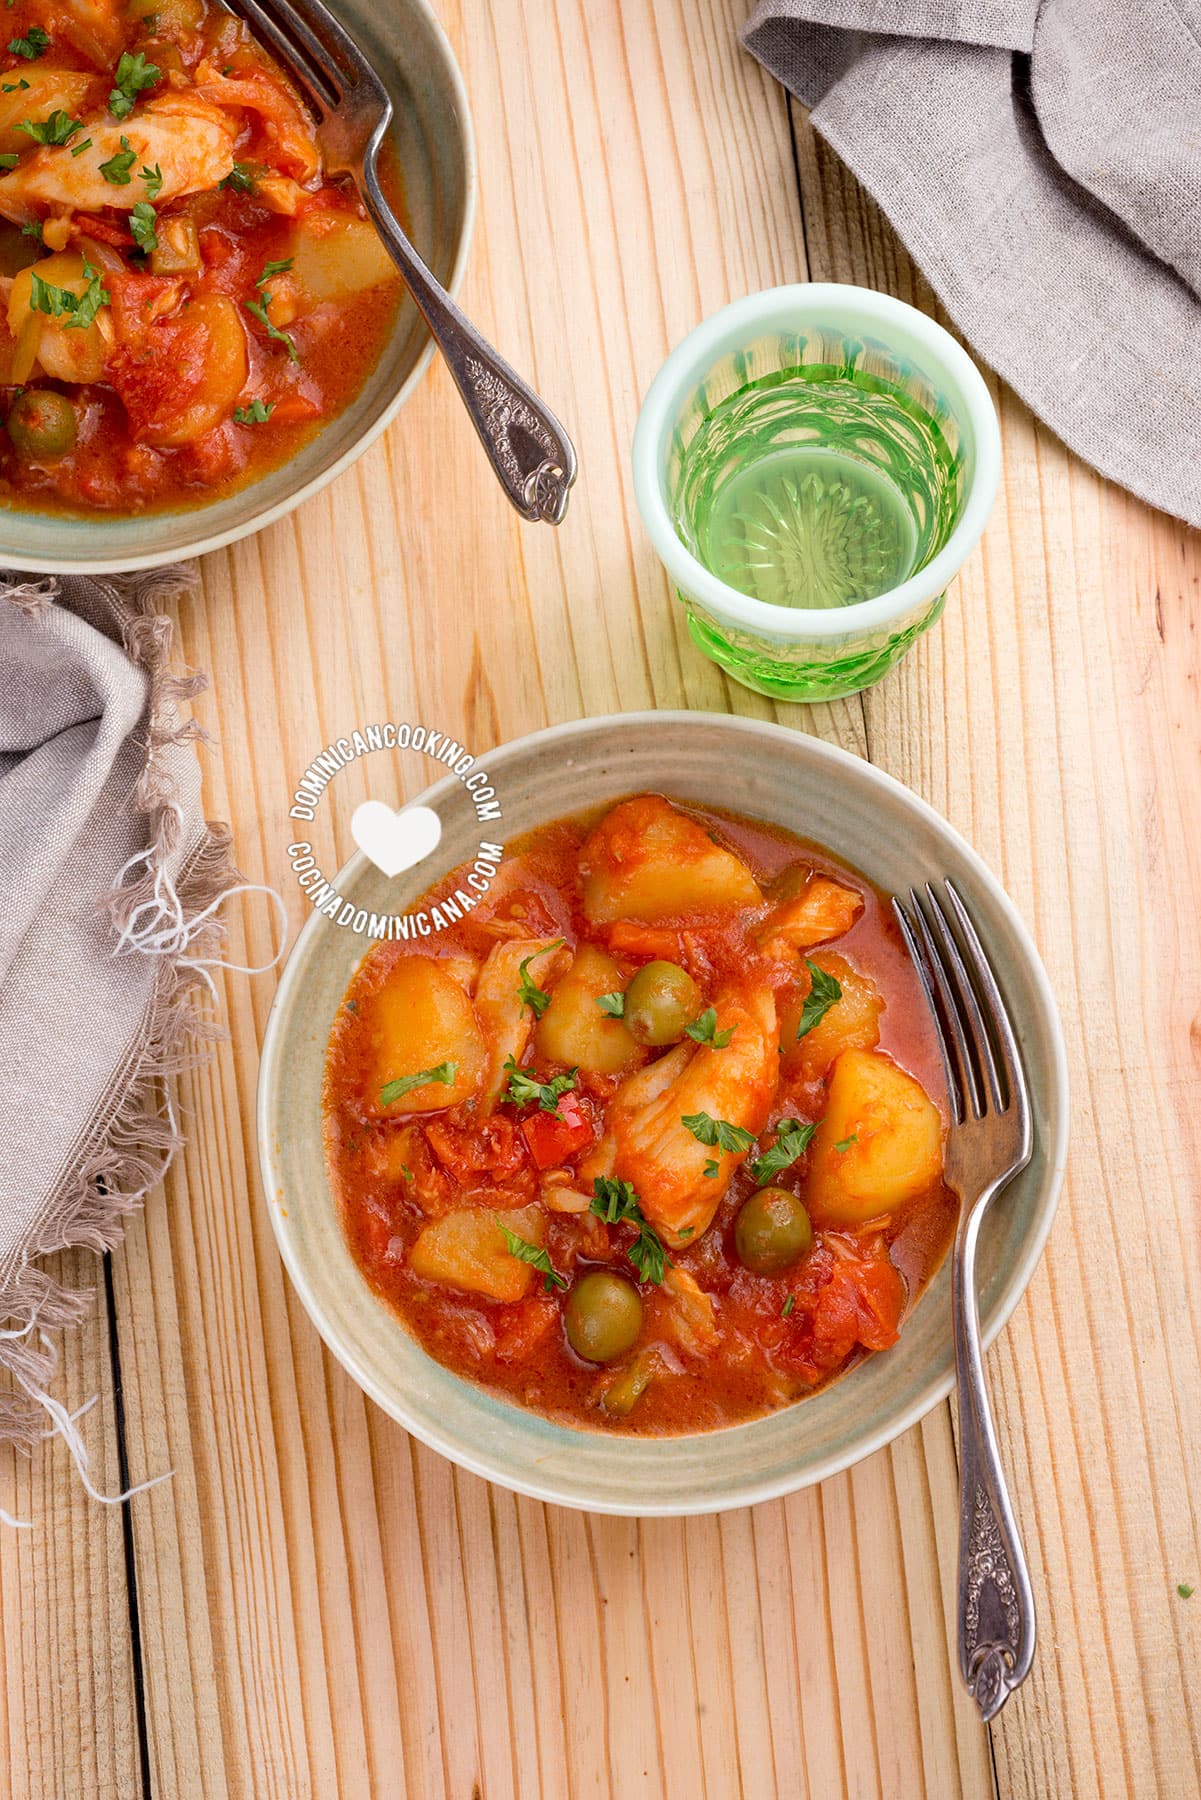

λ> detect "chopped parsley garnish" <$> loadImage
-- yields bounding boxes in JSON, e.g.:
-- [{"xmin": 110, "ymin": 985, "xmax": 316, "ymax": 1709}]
[
  {"xmin": 139, "ymin": 160, "xmax": 163, "ymax": 198},
  {"xmin": 28, "ymin": 258, "xmax": 109, "ymax": 330},
  {"xmin": 69, "ymin": 137, "xmax": 91, "ymax": 157},
  {"xmin": 497, "ymin": 1223, "xmax": 567, "ymax": 1292},
  {"xmin": 684, "ymin": 1007, "xmax": 734, "ymax": 1047},
  {"xmin": 1178, "ymin": 1583, "xmax": 1195, "ymax": 1599},
  {"xmin": 750, "ymin": 1118, "xmax": 818, "ymax": 1187},
  {"xmin": 702, "ymin": 1160, "xmax": 719, "ymax": 1179},
  {"xmin": 129, "ymin": 200, "xmax": 157, "ymax": 252},
  {"xmin": 591, "ymin": 1177, "xmax": 644, "ymax": 1224},
  {"xmin": 108, "ymin": 50, "xmax": 159, "ymax": 120},
  {"xmin": 222, "ymin": 161, "xmax": 257, "ymax": 192},
  {"xmin": 502, "ymin": 1057, "xmax": 577, "ymax": 1117},
  {"xmin": 15, "ymin": 109, "xmax": 80, "ymax": 146},
  {"xmin": 7, "ymin": 25, "xmax": 48, "ymax": 58},
  {"xmin": 589, "ymin": 1177, "xmax": 669, "ymax": 1285},
  {"xmin": 627, "ymin": 1224, "xmax": 669, "ymax": 1285},
  {"xmin": 681, "ymin": 1110, "xmax": 756, "ymax": 1154},
  {"xmin": 1, "ymin": 74, "xmax": 30, "ymax": 91},
  {"xmin": 400, "ymin": 1164, "xmax": 413, "ymax": 1182},
  {"xmin": 834, "ymin": 1134, "xmax": 858, "ymax": 1153},
  {"xmin": 678, "ymin": 1226, "xmax": 694, "ymax": 1239},
  {"xmin": 796, "ymin": 960, "xmax": 842, "ymax": 1039},
  {"xmin": 19, "ymin": 219, "xmax": 40, "ymax": 240},
  {"xmin": 99, "ymin": 135, "xmax": 136, "ymax": 185},
  {"xmin": 233, "ymin": 398, "xmax": 273, "ymax": 424},
  {"xmin": 596, "ymin": 991, "xmax": 625, "ymax": 1017},
  {"xmin": 781, "ymin": 1294, "xmax": 796, "ymax": 1318},
  {"xmin": 244, "ymin": 266, "xmax": 298, "ymax": 363},
  {"xmin": 0, "ymin": 153, "xmax": 16, "ymax": 168},
  {"xmin": 379, "ymin": 1060, "xmax": 457, "ymax": 1107},
  {"xmin": 517, "ymin": 939, "xmax": 563, "ymax": 1019}
]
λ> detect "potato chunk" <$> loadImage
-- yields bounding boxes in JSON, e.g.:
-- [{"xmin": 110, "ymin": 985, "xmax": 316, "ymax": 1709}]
[
  {"xmin": 781, "ymin": 953, "xmax": 883, "ymax": 1079},
  {"xmin": 7, "ymin": 251, "xmax": 113, "ymax": 383},
  {"xmin": 290, "ymin": 214, "xmax": 395, "ymax": 304},
  {"xmin": 0, "ymin": 68, "xmax": 100, "ymax": 158},
  {"xmin": 581, "ymin": 796, "xmax": 761, "ymax": 924},
  {"xmin": 807, "ymin": 1050, "xmax": 942, "ymax": 1225},
  {"xmin": 366, "ymin": 956, "xmax": 487, "ymax": 1116},
  {"xmin": 535, "ymin": 943, "xmax": 642, "ymax": 1074},
  {"xmin": 409, "ymin": 1205, "xmax": 545, "ymax": 1302}
]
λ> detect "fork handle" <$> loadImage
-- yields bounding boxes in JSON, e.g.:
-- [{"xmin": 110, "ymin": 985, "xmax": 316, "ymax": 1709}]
[
  {"xmin": 953, "ymin": 1194, "xmax": 1037, "ymax": 1723},
  {"xmin": 360, "ymin": 163, "xmax": 577, "ymax": 525}
]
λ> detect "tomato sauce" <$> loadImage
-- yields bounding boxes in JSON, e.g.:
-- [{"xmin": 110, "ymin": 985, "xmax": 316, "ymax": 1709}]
[{"xmin": 324, "ymin": 799, "xmax": 960, "ymax": 1436}]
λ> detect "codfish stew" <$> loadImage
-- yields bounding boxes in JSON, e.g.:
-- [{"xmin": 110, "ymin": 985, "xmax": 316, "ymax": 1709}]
[
  {"xmin": 323, "ymin": 796, "xmax": 959, "ymax": 1435},
  {"xmin": 0, "ymin": 0, "xmax": 403, "ymax": 513}
]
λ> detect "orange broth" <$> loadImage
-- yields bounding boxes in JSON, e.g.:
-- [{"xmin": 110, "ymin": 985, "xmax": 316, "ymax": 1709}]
[{"xmin": 323, "ymin": 798, "xmax": 959, "ymax": 1436}]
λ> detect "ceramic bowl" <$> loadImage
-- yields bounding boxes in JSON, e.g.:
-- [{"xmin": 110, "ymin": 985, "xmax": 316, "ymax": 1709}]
[
  {"xmin": 2, "ymin": 0, "xmax": 475, "ymax": 574},
  {"xmin": 258, "ymin": 713, "xmax": 1068, "ymax": 1515}
]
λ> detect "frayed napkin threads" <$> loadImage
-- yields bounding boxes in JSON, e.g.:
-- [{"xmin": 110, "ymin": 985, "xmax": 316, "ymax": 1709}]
[{"xmin": 0, "ymin": 569, "xmax": 242, "ymax": 1465}]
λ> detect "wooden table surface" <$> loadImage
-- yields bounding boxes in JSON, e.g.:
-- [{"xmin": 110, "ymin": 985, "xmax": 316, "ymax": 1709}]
[{"xmin": 4, "ymin": 3, "xmax": 1200, "ymax": 1796}]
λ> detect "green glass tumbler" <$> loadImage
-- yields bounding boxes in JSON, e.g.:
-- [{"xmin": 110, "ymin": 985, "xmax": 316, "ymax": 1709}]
[{"xmin": 632, "ymin": 285, "xmax": 1000, "ymax": 703}]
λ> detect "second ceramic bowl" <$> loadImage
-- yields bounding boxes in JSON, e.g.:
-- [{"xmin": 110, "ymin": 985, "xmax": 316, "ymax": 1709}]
[
  {"xmin": 2, "ymin": 0, "xmax": 475, "ymax": 574},
  {"xmin": 257, "ymin": 713, "xmax": 1068, "ymax": 1516}
]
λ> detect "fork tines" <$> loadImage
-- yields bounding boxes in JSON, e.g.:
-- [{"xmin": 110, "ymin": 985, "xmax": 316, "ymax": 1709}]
[
  {"xmin": 892, "ymin": 880, "xmax": 1025, "ymax": 1130},
  {"xmin": 229, "ymin": 0, "xmax": 372, "ymax": 114}
]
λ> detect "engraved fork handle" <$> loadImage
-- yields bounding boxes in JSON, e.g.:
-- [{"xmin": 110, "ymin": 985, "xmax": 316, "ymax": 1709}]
[
  {"xmin": 953, "ymin": 1192, "xmax": 1037, "ymax": 1723},
  {"xmin": 359, "ymin": 159, "xmax": 577, "ymax": 525}
]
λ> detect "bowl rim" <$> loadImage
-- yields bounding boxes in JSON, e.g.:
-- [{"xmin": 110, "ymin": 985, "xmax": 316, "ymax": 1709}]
[
  {"xmin": 631, "ymin": 283, "xmax": 1002, "ymax": 640},
  {"xmin": 257, "ymin": 711, "xmax": 1069, "ymax": 1515},
  {"xmin": 0, "ymin": 0, "xmax": 478, "ymax": 576}
]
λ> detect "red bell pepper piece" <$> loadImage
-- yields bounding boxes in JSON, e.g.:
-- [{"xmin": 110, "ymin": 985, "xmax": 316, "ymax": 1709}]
[{"xmin": 520, "ymin": 1091, "xmax": 592, "ymax": 1168}]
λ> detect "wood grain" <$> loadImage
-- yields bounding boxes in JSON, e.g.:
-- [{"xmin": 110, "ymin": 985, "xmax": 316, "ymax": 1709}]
[
  {"xmin": 794, "ymin": 112, "xmax": 1201, "ymax": 1798},
  {"xmin": 0, "ymin": 1252, "xmax": 140, "ymax": 1800},
  {"xmin": 6, "ymin": 1, "xmax": 1200, "ymax": 1796}
]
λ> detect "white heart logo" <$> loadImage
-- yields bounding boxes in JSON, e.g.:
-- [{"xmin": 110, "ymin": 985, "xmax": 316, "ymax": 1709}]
[{"xmin": 350, "ymin": 801, "xmax": 443, "ymax": 879}]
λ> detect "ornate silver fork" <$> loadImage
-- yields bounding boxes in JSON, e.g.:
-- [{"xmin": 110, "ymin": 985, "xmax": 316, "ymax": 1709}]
[
  {"xmin": 227, "ymin": 0, "xmax": 577, "ymax": 523},
  {"xmin": 892, "ymin": 880, "xmax": 1036, "ymax": 1724}
]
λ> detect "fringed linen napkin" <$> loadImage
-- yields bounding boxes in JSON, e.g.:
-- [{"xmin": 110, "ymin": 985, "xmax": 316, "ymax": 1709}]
[
  {"xmin": 0, "ymin": 571, "xmax": 238, "ymax": 1470},
  {"xmin": 742, "ymin": 0, "xmax": 1201, "ymax": 528}
]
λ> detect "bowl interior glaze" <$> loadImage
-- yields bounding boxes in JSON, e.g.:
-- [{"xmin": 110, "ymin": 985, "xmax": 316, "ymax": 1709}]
[
  {"xmin": 258, "ymin": 714, "xmax": 1068, "ymax": 1515},
  {"xmin": 1, "ymin": 0, "xmax": 474, "ymax": 573}
]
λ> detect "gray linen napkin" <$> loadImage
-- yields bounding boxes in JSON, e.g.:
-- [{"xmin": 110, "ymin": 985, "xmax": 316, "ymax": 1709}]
[
  {"xmin": 742, "ymin": 0, "xmax": 1201, "ymax": 528},
  {"xmin": 0, "ymin": 574, "xmax": 235, "ymax": 1450}
]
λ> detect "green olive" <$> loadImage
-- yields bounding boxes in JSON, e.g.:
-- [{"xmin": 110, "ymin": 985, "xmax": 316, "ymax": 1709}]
[
  {"xmin": 8, "ymin": 389, "xmax": 76, "ymax": 460},
  {"xmin": 564, "ymin": 1269, "xmax": 644, "ymax": 1363},
  {"xmin": 735, "ymin": 1186, "xmax": 814, "ymax": 1275},
  {"xmin": 623, "ymin": 960, "xmax": 702, "ymax": 1047}
]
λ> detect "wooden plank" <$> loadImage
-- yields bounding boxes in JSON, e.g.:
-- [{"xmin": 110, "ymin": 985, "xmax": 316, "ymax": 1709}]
[
  {"xmin": 0, "ymin": 1250, "xmax": 139, "ymax": 1800},
  {"xmin": 91, "ymin": 4, "xmax": 994, "ymax": 1797},
  {"xmin": 2, "ymin": 8, "xmax": 1170, "ymax": 1800},
  {"xmin": 792, "ymin": 111, "xmax": 1201, "ymax": 1798}
]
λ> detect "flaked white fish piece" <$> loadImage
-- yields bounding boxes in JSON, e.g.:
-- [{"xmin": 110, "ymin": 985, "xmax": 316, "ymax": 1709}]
[{"xmin": 0, "ymin": 92, "xmax": 236, "ymax": 222}]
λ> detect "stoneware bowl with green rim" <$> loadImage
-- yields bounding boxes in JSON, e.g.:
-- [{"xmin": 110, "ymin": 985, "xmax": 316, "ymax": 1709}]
[
  {"xmin": 0, "ymin": 0, "xmax": 475, "ymax": 574},
  {"xmin": 632, "ymin": 286, "xmax": 1001, "ymax": 705},
  {"xmin": 257, "ymin": 713, "xmax": 1068, "ymax": 1516}
]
